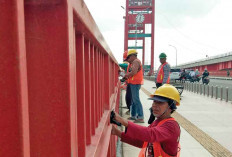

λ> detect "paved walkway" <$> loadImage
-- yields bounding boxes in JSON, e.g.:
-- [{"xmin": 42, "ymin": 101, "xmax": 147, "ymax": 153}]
[{"xmin": 120, "ymin": 79, "xmax": 232, "ymax": 157}]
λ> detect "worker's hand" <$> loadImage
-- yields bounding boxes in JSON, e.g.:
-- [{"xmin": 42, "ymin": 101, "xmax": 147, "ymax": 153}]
[
  {"xmin": 111, "ymin": 125, "xmax": 121, "ymax": 138},
  {"xmin": 110, "ymin": 111, "xmax": 121, "ymax": 126},
  {"xmin": 113, "ymin": 111, "xmax": 121, "ymax": 122},
  {"xmin": 113, "ymin": 111, "xmax": 128, "ymax": 127}
]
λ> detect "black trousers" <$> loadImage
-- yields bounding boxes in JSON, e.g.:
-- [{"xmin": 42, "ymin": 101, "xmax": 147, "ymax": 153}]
[
  {"xmin": 148, "ymin": 83, "xmax": 163, "ymax": 124},
  {"xmin": 125, "ymin": 84, "xmax": 131, "ymax": 110},
  {"xmin": 156, "ymin": 83, "xmax": 162, "ymax": 88}
]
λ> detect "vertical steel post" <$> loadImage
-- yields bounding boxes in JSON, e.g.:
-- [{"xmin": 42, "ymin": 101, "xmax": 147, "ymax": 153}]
[
  {"xmin": 90, "ymin": 45, "xmax": 96, "ymax": 135},
  {"xmin": 203, "ymin": 85, "xmax": 205, "ymax": 95},
  {"xmin": 211, "ymin": 86, "xmax": 214, "ymax": 98},
  {"xmin": 226, "ymin": 87, "xmax": 229, "ymax": 102},
  {"xmin": 220, "ymin": 86, "xmax": 223, "ymax": 101},
  {"xmin": 0, "ymin": 1, "xmax": 30, "ymax": 156},
  {"xmin": 104, "ymin": 56, "xmax": 110, "ymax": 110},
  {"xmin": 215, "ymin": 86, "xmax": 218, "ymax": 99},
  {"xmin": 76, "ymin": 34, "xmax": 86, "ymax": 156},
  {"xmin": 25, "ymin": 1, "xmax": 74, "ymax": 156},
  {"xmin": 84, "ymin": 39, "xmax": 91, "ymax": 145},
  {"xmin": 199, "ymin": 83, "xmax": 201, "ymax": 94},
  {"xmin": 207, "ymin": 85, "xmax": 210, "ymax": 97},
  {"xmin": 95, "ymin": 49, "xmax": 100, "ymax": 123}
]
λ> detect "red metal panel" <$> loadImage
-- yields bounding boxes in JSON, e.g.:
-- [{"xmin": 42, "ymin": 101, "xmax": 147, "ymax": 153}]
[
  {"xmin": 84, "ymin": 39, "xmax": 91, "ymax": 145},
  {"xmin": 104, "ymin": 56, "xmax": 110, "ymax": 110},
  {"xmin": 99, "ymin": 51, "xmax": 102, "ymax": 118},
  {"xmin": 0, "ymin": 0, "xmax": 30, "ymax": 156},
  {"xmin": 228, "ymin": 61, "xmax": 232, "ymax": 69},
  {"xmin": 1, "ymin": 0, "xmax": 121, "ymax": 156},
  {"xmin": 107, "ymin": 140, "xmax": 112, "ymax": 157},
  {"xmin": 70, "ymin": 25, "xmax": 78, "ymax": 157},
  {"xmin": 90, "ymin": 45, "xmax": 96, "ymax": 135},
  {"xmin": 98, "ymin": 52, "xmax": 102, "ymax": 118},
  {"xmin": 95, "ymin": 48, "xmax": 100, "ymax": 126},
  {"xmin": 100, "ymin": 53, "xmax": 103, "ymax": 116},
  {"xmin": 101, "ymin": 53, "xmax": 103, "ymax": 116},
  {"xmin": 25, "ymin": 2, "xmax": 72, "ymax": 156},
  {"xmin": 76, "ymin": 34, "xmax": 86, "ymax": 156},
  {"xmin": 98, "ymin": 51, "xmax": 101, "ymax": 119},
  {"xmin": 71, "ymin": 0, "xmax": 118, "ymax": 63}
]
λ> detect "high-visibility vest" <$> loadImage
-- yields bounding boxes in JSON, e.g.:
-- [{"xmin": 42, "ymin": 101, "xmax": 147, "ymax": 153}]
[
  {"xmin": 127, "ymin": 59, "xmax": 143, "ymax": 85},
  {"xmin": 156, "ymin": 62, "xmax": 170, "ymax": 84},
  {"xmin": 138, "ymin": 118, "xmax": 180, "ymax": 157}
]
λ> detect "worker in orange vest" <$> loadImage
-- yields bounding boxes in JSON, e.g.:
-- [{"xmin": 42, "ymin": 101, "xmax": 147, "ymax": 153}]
[
  {"xmin": 155, "ymin": 52, "xmax": 170, "ymax": 88},
  {"xmin": 111, "ymin": 84, "xmax": 181, "ymax": 157},
  {"xmin": 119, "ymin": 51, "xmax": 129, "ymax": 73},
  {"xmin": 149, "ymin": 52, "xmax": 171, "ymax": 124},
  {"xmin": 124, "ymin": 49, "xmax": 144, "ymax": 123},
  {"xmin": 119, "ymin": 51, "xmax": 131, "ymax": 115}
]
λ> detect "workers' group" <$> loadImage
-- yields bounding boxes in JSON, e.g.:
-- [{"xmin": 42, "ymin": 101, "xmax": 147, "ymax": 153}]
[{"xmin": 112, "ymin": 49, "xmax": 181, "ymax": 157}]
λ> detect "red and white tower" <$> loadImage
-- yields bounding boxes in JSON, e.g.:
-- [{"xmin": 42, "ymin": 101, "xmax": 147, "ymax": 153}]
[{"xmin": 124, "ymin": 0, "xmax": 155, "ymax": 74}]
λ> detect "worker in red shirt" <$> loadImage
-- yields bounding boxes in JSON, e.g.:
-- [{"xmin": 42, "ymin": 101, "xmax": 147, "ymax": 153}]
[{"xmin": 111, "ymin": 84, "xmax": 181, "ymax": 157}]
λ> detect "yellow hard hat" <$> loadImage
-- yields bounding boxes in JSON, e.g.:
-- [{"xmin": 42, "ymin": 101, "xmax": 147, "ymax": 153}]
[
  {"xmin": 127, "ymin": 49, "xmax": 138, "ymax": 56},
  {"xmin": 150, "ymin": 84, "xmax": 180, "ymax": 106}
]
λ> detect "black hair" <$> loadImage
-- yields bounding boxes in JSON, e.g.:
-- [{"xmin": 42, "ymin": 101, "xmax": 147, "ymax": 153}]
[{"xmin": 168, "ymin": 100, "xmax": 177, "ymax": 114}]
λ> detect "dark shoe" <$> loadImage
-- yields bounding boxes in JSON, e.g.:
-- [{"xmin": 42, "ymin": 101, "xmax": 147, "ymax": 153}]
[
  {"xmin": 125, "ymin": 110, "xmax": 130, "ymax": 115},
  {"xmin": 134, "ymin": 119, "xmax": 145, "ymax": 123},
  {"xmin": 127, "ymin": 117, "xmax": 136, "ymax": 120}
]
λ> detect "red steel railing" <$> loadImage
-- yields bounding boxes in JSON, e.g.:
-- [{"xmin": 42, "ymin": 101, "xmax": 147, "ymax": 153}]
[{"xmin": 0, "ymin": 0, "xmax": 120, "ymax": 157}]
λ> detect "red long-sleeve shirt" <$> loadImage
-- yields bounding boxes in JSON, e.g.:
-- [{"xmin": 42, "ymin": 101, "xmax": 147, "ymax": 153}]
[{"xmin": 121, "ymin": 119, "xmax": 180, "ymax": 156}]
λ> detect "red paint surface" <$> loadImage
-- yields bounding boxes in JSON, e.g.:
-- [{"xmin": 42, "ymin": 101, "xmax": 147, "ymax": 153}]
[{"xmin": 1, "ymin": 1, "xmax": 120, "ymax": 157}]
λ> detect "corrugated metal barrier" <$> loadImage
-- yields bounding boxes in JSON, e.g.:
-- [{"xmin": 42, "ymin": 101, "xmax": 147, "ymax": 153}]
[{"xmin": 0, "ymin": 0, "xmax": 120, "ymax": 157}]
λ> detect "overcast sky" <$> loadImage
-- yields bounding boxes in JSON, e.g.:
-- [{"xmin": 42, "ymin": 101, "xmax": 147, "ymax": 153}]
[{"xmin": 84, "ymin": 0, "xmax": 232, "ymax": 69}]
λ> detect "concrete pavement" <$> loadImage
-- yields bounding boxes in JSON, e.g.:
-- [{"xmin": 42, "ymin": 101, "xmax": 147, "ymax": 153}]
[{"xmin": 119, "ymin": 79, "xmax": 232, "ymax": 157}]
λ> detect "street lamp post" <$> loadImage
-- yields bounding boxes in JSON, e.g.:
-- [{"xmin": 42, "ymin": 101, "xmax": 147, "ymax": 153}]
[{"xmin": 169, "ymin": 44, "xmax": 177, "ymax": 67}]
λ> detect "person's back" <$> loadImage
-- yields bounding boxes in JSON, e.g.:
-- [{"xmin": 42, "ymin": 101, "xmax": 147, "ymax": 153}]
[
  {"xmin": 181, "ymin": 70, "xmax": 186, "ymax": 78},
  {"xmin": 190, "ymin": 71, "xmax": 195, "ymax": 77},
  {"xmin": 195, "ymin": 69, "xmax": 200, "ymax": 77},
  {"xmin": 203, "ymin": 70, "xmax": 209, "ymax": 78}
]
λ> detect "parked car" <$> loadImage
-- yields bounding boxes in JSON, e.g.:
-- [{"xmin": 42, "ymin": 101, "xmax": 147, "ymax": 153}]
[{"xmin": 170, "ymin": 68, "xmax": 181, "ymax": 81}]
